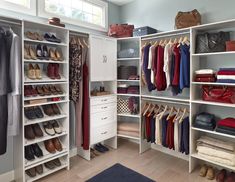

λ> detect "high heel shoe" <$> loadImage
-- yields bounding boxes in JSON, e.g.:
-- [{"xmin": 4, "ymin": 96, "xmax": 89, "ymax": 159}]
[
  {"xmin": 29, "ymin": 45, "xmax": 37, "ymax": 60},
  {"xmin": 55, "ymin": 48, "xmax": 63, "ymax": 61},
  {"xmin": 49, "ymin": 48, "xmax": 57, "ymax": 61},
  {"xmin": 34, "ymin": 64, "xmax": 42, "ymax": 79},
  {"xmin": 24, "ymin": 45, "xmax": 31, "ymax": 60},
  {"xmin": 27, "ymin": 63, "xmax": 36, "ymax": 80}
]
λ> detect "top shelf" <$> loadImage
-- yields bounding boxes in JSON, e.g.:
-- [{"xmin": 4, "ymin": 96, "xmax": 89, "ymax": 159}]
[
  {"xmin": 24, "ymin": 38, "xmax": 67, "ymax": 47},
  {"xmin": 117, "ymin": 37, "xmax": 141, "ymax": 41}
]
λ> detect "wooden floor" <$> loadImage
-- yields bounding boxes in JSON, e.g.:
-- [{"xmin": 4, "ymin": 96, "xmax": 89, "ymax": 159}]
[{"xmin": 40, "ymin": 139, "xmax": 210, "ymax": 182}]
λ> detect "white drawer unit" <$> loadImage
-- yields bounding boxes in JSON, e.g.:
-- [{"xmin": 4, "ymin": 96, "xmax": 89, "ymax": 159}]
[
  {"xmin": 90, "ymin": 123, "xmax": 117, "ymax": 145},
  {"xmin": 91, "ymin": 103, "xmax": 116, "ymax": 114},
  {"xmin": 90, "ymin": 95, "xmax": 117, "ymax": 106},
  {"xmin": 91, "ymin": 110, "xmax": 117, "ymax": 127}
]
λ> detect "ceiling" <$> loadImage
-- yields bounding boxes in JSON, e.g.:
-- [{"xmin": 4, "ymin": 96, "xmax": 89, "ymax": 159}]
[{"xmin": 107, "ymin": 0, "xmax": 136, "ymax": 6}]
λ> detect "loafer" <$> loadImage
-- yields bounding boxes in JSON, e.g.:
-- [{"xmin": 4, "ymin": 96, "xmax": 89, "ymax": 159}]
[
  {"xmin": 44, "ymin": 33, "xmax": 54, "ymax": 42},
  {"xmin": 54, "ymin": 85, "xmax": 63, "ymax": 94},
  {"xmin": 32, "ymin": 123, "xmax": 43, "ymax": 137},
  {"xmin": 32, "ymin": 144, "xmax": 43, "ymax": 158},
  {"xmin": 36, "ymin": 86, "xmax": 45, "ymax": 96},
  {"xmin": 199, "ymin": 164, "xmax": 208, "ymax": 177},
  {"xmin": 25, "ymin": 146, "xmax": 35, "ymax": 161},
  {"xmin": 206, "ymin": 166, "xmax": 215, "ymax": 180},
  {"xmin": 34, "ymin": 106, "xmax": 44, "ymax": 118},
  {"xmin": 25, "ymin": 125, "xmax": 35, "ymax": 140},
  {"xmin": 52, "ymin": 120, "xmax": 62, "ymax": 134},
  {"xmin": 47, "ymin": 63, "xmax": 55, "ymax": 79},
  {"xmin": 42, "ymin": 85, "xmax": 51, "ymax": 95},
  {"xmin": 216, "ymin": 169, "xmax": 227, "ymax": 182},
  {"xmin": 25, "ymin": 107, "xmax": 37, "ymax": 120},
  {"xmin": 95, "ymin": 144, "xmax": 106, "ymax": 153},
  {"xmin": 52, "ymin": 158, "xmax": 61, "ymax": 167},
  {"xmin": 43, "ymin": 45, "xmax": 49, "ymax": 60},
  {"xmin": 52, "ymin": 104, "xmax": 61, "ymax": 115},
  {"xmin": 44, "ymin": 161, "xmax": 56, "ymax": 169},
  {"xmin": 26, "ymin": 167, "xmax": 36, "ymax": 177},
  {"xmin": 25, "ymin": 31, "xmax": 37, "ymax": 40},
  {"xmin": 36, "ymin": 44, "xmax": 43, "ymax": 60},
  {"xmin": 43, "ymin": 122, "xmax": 55, "ymax": 136},
  {"xmin": 49, "ymin": 85, "xmax": 57, "ymax": 95},
  {"xmin": 98, "ymin": 143, "xmax": 109, "ymax": 152},
  {"xmin": 44, "ymin": 139, "xmax": 56, "ymax": 154},
  {"xmin": 42, "ymin": 105, "xmax": 54, "ymax": 116},
  {"xmin": 52, "ymin": 138, "xmax": 63, "ymax": 152},
  {"xmin": 35, "ymin": 164, "xmax": 43, "ymax": 175}
]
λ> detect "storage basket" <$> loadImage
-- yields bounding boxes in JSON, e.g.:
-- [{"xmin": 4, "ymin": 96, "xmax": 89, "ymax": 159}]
[{"xmin": 117, "ymin": 97, "xmax": 131, "ymax": 114}]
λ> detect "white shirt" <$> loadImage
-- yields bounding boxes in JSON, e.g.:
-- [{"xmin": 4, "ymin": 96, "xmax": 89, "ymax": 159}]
[{"xmin": 163, "ymin": 44, "xmax": 173, "ymax": 88}]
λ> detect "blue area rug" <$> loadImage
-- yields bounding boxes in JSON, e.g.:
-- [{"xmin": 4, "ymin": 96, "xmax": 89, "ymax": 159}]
[{"xmin": 86, "ymin": 163, "xmax": 155, "ymax": 182}]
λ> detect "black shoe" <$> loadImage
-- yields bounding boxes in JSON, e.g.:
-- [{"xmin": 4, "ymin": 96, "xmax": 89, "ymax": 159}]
[
  {"xmin": 31, "ymin": 144, "xmax": 43, "ymax": 158},
  {"xmin": 44, "ymin": 33, "xmax": 53, "ymax": 42},
  {"xmin": 52, "ymin": 158, "xmax": 61, "ymax": 167},
  {"xmin": 36, "ymin": 44, "xmax": 43, "ymax": 60},
  {"xmin": 98, "ymin": 143, "xmax": 109, "ymax": 152},
  {"xmin": 94, "ymin": 144, "xmax": 106, "ymax": 153},
  {"xmin": 51, "ymin": 34, "xmax": 61, "ymax": 43},
  {"xmin": 43, "ymin": 45, "xmax": 49, "ymax": 60},
  {"xmin": 34, "ymin": 106, "xmax": 44, "ymax": 118},
  {"xmin": 25, "ymin": 146, "xmax": 35, "ymax": 161},
  {"xmin": 25, "ymin": 107, "xmax": 37, "ymax": 120}
]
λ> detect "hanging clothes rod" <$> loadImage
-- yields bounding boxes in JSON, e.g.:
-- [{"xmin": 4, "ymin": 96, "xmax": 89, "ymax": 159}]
[
  {"xmin": 142, "ymin": 31, "xmax": 190, "ymax": 41},
  {"xmin": 69, "ymin": 31, "xmax": 89, "ymax": 38},
  {"xmin": 141, "ymin": 97, "xmax": 190, "ymax": 106},
  {"xmin": 0, "ymin": 19, "xmax": 21, "ymax": 26}
]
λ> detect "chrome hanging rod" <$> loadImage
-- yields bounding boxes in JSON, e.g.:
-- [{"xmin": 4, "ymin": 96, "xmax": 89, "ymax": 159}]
[
  {"xmin": 0, "ymin": 19, "xmax": 21, "ymax": 26},
  {"xmin": 141, "ymin": 97, "xmax": 190, "ymax": 106},
  {"xmin": 142, "ymin": 32, "xmax": 190, "ymax": 41},
  {"xmin": 69, "ymin": 31, "xmax": 89, "ymax": 38}
]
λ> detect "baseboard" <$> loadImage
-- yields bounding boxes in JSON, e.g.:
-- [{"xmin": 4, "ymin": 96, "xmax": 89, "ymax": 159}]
[{"xmin": 0, "ymin": 170, "xmax": 14, "ymax": 182}]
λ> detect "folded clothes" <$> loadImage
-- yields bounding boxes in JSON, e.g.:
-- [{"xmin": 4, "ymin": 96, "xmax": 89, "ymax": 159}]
[
  {"xmin": 217, "ymin": 75, "xmax": 235, "ymax": 80},
  {"xmin": 195, "ymin": 77, "xmax": 216, "ymax": 82},
  {"xmin": 217, "ymin": 118, "xmax": 235, "ymax": 129},
  {"xmin": 195, "ymin": 74, "xmax": 216, "ymax": 78},
  {"xmin": 216, "ymin": 127, "xmax": 235, "ymax": 136},
  {"xmin": 219, "ymin": 68, "xmax": 235, "ymax": 71},
  {"xmin": 118, "ymin": 130, "xmax": 139, "ymax": 137},
  {"xmin": 118, "ymin": 122, "xmax": 139, "ymax": 132},
  {"xmin": 217, "ymin": 79, "xmax": 235, "ymax": 83},
  {"xmin": 218, "ymin": 70, "xmax": 235, "ymax": 75},
  {"xmin": 195, "ymin": 69, "xmax": 215, "ymax": 75}
]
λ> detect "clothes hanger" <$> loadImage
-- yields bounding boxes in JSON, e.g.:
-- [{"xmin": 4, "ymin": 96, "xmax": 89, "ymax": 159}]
[
  {"xmin": 143, "ymin": 103, "xmax": 151, "ymax": 116},
  {"xmin": 173, "ymin": 38, "xmax": 178, "ymax": 44},
  {"xmin": 166, "ymin": 106, "xmax": 177, "ymax": 120},
  {"xmin": 159, "ymin": 105, "xmax": 168, "ymax": 120},
  {"xmin": 83, "ymin": 38, "xmax": 89, "ymax": 48},
  {"xmin": 177, "ymin": 37, "xmax": 183, "ymax": 47},
  {"xmin": 173, "ymin": 108, "xmax": 181, "ymax": 122},
  {"xmin": 179, "ymin": 108, "xmax": 187, "ymax": 124},
  {"xmin": 148, "ymin": 104, "xmax": 157, "ymax": 117},
  {"xmin": 163, "ymin": 39, "xmax": 168, "ymax": 46},
  {"xmin": 141, "ymin": 103, "xmax": 149, "ymax": 115},
  {"xmin": 159, "ymin": 39, "xmax": 164, "ymax": 46},
  {"xmin": 153, "ymin": 105, "xmax": 163, "ymax": 118},
  {"xmin": 153, "ymin": 40, "xmax": 159, "ymax": 46}
]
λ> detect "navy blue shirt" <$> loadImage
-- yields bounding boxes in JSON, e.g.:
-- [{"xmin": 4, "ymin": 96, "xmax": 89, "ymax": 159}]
[{"xmin": 179, "ymin": 44, "xmax": 190, "ymax": 90}]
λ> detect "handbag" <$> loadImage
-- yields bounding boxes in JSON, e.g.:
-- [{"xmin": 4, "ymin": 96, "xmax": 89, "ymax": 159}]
[
  {"xmin": 175, "ymin": 9, "xmax": 201, "ymax": 29},
  {"xmin": 194, "ymin": 112, "xmax": 216, "ymax": 131},
  {"xmin": 202, "ymin": 86, "xmax": 235, "ymax": 104},
  {"xmin": 108, "ymin": 24, "xmax": 134, "ymax": 38},
  {"xmin": 196, "ymin": 31, "xmax": 230, "ymax": 53}
]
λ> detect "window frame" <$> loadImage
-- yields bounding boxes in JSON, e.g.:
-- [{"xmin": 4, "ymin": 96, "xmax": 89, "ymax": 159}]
[
  {"xmin": 0, "ymin": 0, "xmax": 36, "ymax": 16},
  {"xmin": 37, "ymin": 0, "xmax": 108, "ymax": 32}
]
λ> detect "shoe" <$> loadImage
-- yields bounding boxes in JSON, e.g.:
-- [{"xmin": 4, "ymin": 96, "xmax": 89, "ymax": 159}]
[
  {"xmin": 43, "ymin": 45, "xmax": 49, "ymax": 60},
  {"xmin": 51, "ymin": 34, "xmax": 61, "ymax": 43},
  {"xmin": 32, "ymin": 143, "xmax": 43, "ymax": 158},
  {"xmin": 36, "ymin": 86, "xmax": 45, "ymax": 96},
  {"xmin": 44, "ymin": 33, "xmax": 54, "ymax": 42},
  {"xmin": 26, "ymin": 167, "xmax": 36, "ymax": 177},
  {"xmin": 30, "ymin": 86, "xmax": 38, "ymax": 97},
  {"xmin": 98, "ymin": 143, "xmax": 109, "ymax": 152},
  {"xmin": 51, "ymin": 120, "xmax": 62, "ymax": 134},
  {"xmin": 24, "ymin": 86, "xmax": 32, "ymax": 97},
  {"xmin": 25, "ymin": 146, "xmax": 35, "ymax": 161},
  {"xmin": 52, "ymin": 158, "xmax": 61, "ymax": 166},
  {"xmin": 29, "ymin": 45, "xmax": 37, "ymax": 60},
  {"xmin": 225, "ymin": 172, "xmax": 235, "ymax": 182},
  {"xmin": 34, "ymin": 106, "xmax": 44, "ymax": 118},
  {"xmin": 206, "ymin": 166, "xmax": 215, "ymax": 180},
  {"xmin": 216, "ymin": 169, "xmax": 227, "ymax": 182},
  {"xmin": 44, "ymin": 139, "xmax": 56, "ymax": 153},
  {"xmin": 36, "ymin": 44, "xmax": 43, "ymax": 59},
  {"xmin": 52, "ymin": 138, "xmax": 63, "ymax": 152},
  {"xmin": 199, "ymin": 164, "xmax": 208, "ymax": 177},
  {"xmin": 42, "ymin": 85, "xmax": 51, "ymax": 95},
  {"xmin": 52, "ymin": 104, "xmax": 61, "ymax": 115},
  {"xmin": 42, "ymin": 105, "xmax": 54, "ymax": 116},
  {"xmin": 32, "ymin": 123, "xmax": 43, "ymax": 137},
  {"xmin": 25, "ymin": 107, "xmax": 37, "ymax": 120},
  {"xmin": 55, "ymin": 48, "xmax": 63, "ymax": 61},
  {"xmin": 44, "ymin": 161, "xmax": 56, "ymax": 169},
  {"xmin": 54, "ymin": 85, "xmax": 63, "ymax": 94},
  {"xmin": 35, "ymin": 165, "xmax": 43, "ymax": 175},
  {"xmin": 27, "ymin": 63, "xmax": 36, "ymax": 80},
  {"xmin": 49, "ymin": 85, "xmax": 57, "ymax": 95},
  {"xmin": 34, "ymin": 64, "xmax": 42, "ymax": 79},
  {"xmin": 47, "ymin": 63, "xmax": 55, "ymax": 79},
  {"xmin": 43, "ymin": 122, "xmax": 55, "ymax": 136},
  {"xmin": 34, "ymin": 32, "xmax": 43, "ymax": 41},
  {"xmin": 54, "ymin": 64, "xmax": 61, "ymax": 79},
  {"xmin": 25, "ymin": 125, "xmax": 35, "ymax": 140},
  {"xmin": 91, "ymin": 148, "xmax": 100, "ymax": 156},
  {"xmin": 94, "ymin": 144, "xmax": 106, "ymax": 153},
  {"xmin": 24, "ymin": 45, "xmax": 31, "ymax": 59},
  {"xmin": 25, "ymin": 31, "xmax": 37, "ymax": 40},
  {"xmin": 49, "ymin": 48, "xmax": 58, "ymax": 61}
]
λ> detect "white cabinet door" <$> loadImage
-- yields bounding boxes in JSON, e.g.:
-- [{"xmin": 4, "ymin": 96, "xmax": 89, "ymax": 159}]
[{"xmin": 90, "ymin": 36, "xmax": 116, "ymax": 81}]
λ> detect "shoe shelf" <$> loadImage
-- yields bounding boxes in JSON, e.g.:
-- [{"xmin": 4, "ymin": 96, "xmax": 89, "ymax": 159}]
[
  {"xmin": 191, "ymin": 99, "xmax": 235, "ymax": 108},
  {"xmin": 25, "ymin": 157, "xmax": 68, "ymax": 182},
  {"xmin": 24, "ymin": 59, "xmax": 68, "ymax": 64},
  {"xmin": 117, "ymin": 93, "xmax": 140, "ymax": 97},
  {"xmin": 24, "ymin": 81, "xmax": 68, "ymax": 86},
  {"xmin": 117, "ymin": 113, "xmax": 141, "ymax": 118},
  {"xmin": 24, "ymin": 73, "xmax": 68, "ymax": 84},
  {"xmin": 192, "ymin": 82, "xmax": 235, "ymax": 86},
  {"xmin": 24, "ymin": 38, "xmax": 68, "ymax": 47},
  {"xmin": 24, "ymin": 93, "xmax": 67, "ymax": 101},
  {"xmin": 117, "ymin": 79, "xmax": 140, "ymax": 83},
  {"xmin": 24, "ymin": 99, "xmax": 69, "ymax": 107},
  {"xmin": 25, "ymin": 141, "xmax": 68, "ymax": 168}
]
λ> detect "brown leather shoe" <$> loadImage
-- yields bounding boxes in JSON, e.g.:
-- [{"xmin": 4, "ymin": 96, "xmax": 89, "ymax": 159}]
[
  {"xmin": 52, "ymin": 104, "xmax": 61, "ymax": 115},
  {"xmin": 25, "ymin": 125, "xmax": 35, "ymax": 140},
  {"xmin": 52, "ymin": 138, "xmax": 63, "ymax": 151},
  {"xmin": 216, "ymin": 169, "xmax": 227, "ymax": 182},
  {"xmin": 35, "ymin": 164, "xmax": 43, "ymax": 174},
  {"xmin": 32, "ymin": 123, "xmax": 43, "ymax": 137},
  {"xmin": 206, "ymin": 166, "xmax": 215, "ymax": 180},
  {"xmin": 49, "ymin": 85, "xmax": 57, "ymax": 95},
  {"xmin": 54, "ymin": 85, "xmax": 63, "ymax": 94},
  {"xmin": 44, "ymin": 161, "xmax": 56, "ymax": 169},
  {"xmin": 44, "ymin": 139, "xmax": 56, "ymax": 153},
  {"xmin": 42, "ymin": 105, "xmax": 54, "ymax": 116},
  {"xmin": 42, "ymin": 85, "xmax": 51, "ymax": 95},
  {"xmin": 36, "ymin": 86, "xmax": 45, "ymax": 96},
  {"xmin": 26, "ymin": 167, "xmax": 36, "ymax": 177},
  {"xmin": 199, "ymin": 164, "xmax": 208, "ymax": 177}
]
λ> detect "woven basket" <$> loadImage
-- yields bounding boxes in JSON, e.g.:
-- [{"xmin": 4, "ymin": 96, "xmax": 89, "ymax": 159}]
[{"xmin": 117, "ymin": 97, "xmax": 131, "ymax": 114}]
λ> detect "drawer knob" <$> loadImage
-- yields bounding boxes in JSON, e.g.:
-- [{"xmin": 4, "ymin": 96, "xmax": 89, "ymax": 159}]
[
  {"xmin": 101, "ymin": 131, "xmax": 108, "ymax": 135},
  {"xmin": 101, "ymin": 99, "xmax": 108, "ymax": 102},
  {"xmin": 101, "ymin": 117, "xmax": 108, "ymax": 120},
  {"xmin": 101, "ymin": 106, "xmax": 108, "ymax": 109}
]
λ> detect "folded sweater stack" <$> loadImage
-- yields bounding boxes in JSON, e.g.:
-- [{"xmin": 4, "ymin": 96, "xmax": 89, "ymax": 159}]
[
  {"xmin": 118, "ymin": 122, "xmax": 139, "ymax": 138},
  {"xmin": 216, "ymin": 118, "xmax": 235, "ymax": 136},
  {"xmin": 217, "ymin": 68, "xmax": 235, "ymax": 83},
  {"xmin": 194, "ymin": 69, "xmax": 216, "ymax": 82},
  {"xmin": 196, "ymin": 136, "xmax": 235, "ymax": 166}
]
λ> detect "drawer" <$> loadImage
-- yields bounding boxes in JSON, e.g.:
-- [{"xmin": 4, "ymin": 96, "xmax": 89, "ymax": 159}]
[
  {"xmin": 91, "ymin": 110, "xmax": 117, "ymax": 127},
  {"xmin": 90, "ymin": 123, "xmax": 117, "ymax": 145},
  {"xmin": 91, "ymin": 95, "xmax": 117, "ymax": 106},
  {"xmin": 91, "ymin": 103, "xmax": 116, "ymax": 114}
]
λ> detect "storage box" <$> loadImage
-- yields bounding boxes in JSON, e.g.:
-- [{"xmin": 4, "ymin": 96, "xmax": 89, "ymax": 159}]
[{"xmin": 133, "ymin": 26, "xmax": 157, "ymax": 37}]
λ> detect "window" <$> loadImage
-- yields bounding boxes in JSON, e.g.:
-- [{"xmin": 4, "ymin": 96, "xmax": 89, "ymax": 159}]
[
  {"xmin": 38, "ymin": 0, "xmax": 108, "ymax": 31},
  {"xmin": 0, "ymin": 0, "xmax": 36, "ymax": 15}
]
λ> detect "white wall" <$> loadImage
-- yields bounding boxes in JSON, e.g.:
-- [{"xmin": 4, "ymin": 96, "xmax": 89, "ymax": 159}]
[{"xmin": 120, "ymin": 0, "xmax": 235, "ymax": 31}]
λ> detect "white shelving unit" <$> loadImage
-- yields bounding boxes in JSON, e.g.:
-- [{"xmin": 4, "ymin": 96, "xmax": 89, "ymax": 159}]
[{"xmin": 19, "ymin": 21, "xmax": 70, "ymax": 182}]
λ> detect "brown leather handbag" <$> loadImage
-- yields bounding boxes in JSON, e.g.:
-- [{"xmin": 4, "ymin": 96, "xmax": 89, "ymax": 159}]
[
  {"xmin": 108, "ymin": 24, "xmax": 134, "ymax": 38},
  {"xmin": 175, "ymin": 9, "xmax": 201, "ymax": 29}
]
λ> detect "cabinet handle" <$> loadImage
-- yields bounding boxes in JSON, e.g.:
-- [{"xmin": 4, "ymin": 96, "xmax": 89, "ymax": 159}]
[
  {"xmin": 101, "ymin": 99, "xmax": 108, "ymax": 102},
  {"xmin": 103, "ymin": 55, "xmax": 107, "ymax": 63},
  {"xmin": 101, "ymin": 106, "xmax": 108, "ymax": 109},
  {"xmin": 101, "ymin": 131, "xmax": 108, "ymax": 135},
  {"xmin": 101, "ymin": 117, "xmax": 108, "ymax": 120}
]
